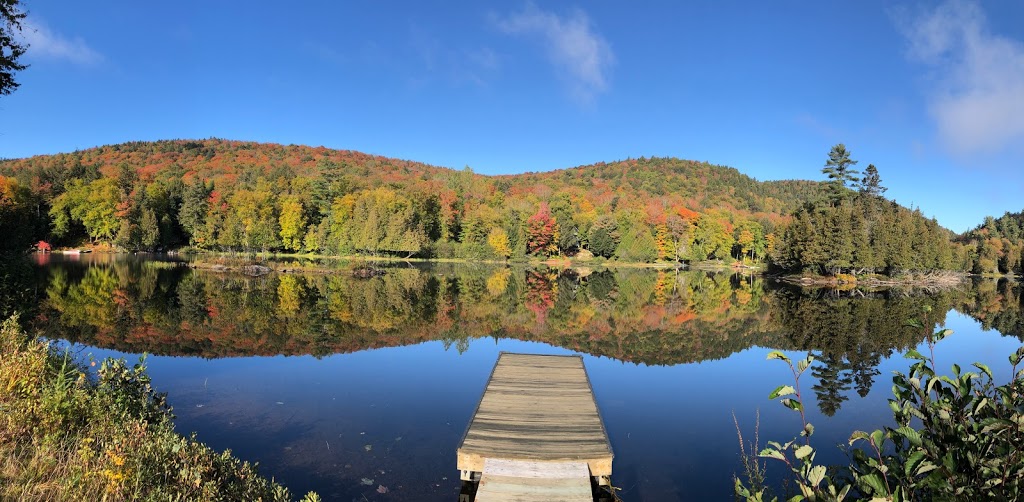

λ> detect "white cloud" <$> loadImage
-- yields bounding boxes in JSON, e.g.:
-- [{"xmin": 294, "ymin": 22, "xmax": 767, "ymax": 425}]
[
  {"xmin": 407, "ymin": 26, "xmax": 500, "ymax": 88},
  {"xmin": 496, "ymin": 3, "xmax": 614, "ymax": 104},
  {"xmin": 21, "ymin": 21, "xmax": 102, "ymax": 66},
  {"xmin": 898, "ymin": 0, "xmax": 1024, "ymax": 155}
]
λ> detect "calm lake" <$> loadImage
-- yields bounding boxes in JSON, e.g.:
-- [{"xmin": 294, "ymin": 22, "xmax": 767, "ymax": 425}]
[{"xmin": 3, "ymin": 254, "xmax": 1022, "ymax": 501}]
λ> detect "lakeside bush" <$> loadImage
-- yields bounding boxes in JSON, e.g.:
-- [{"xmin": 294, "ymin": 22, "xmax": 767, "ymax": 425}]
[
  {"xmin": 0, "ymin": 315, "xmax": 318, "ymax": 502},
  {"xmin": 736, "ymin": 313, "xmax": 1024, "ymax": 501}
]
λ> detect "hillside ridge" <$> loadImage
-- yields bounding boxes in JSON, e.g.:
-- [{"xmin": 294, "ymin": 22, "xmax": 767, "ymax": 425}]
[{"xmin": 3, "ymin": 138, "xmax": 982, "ymax": 271}]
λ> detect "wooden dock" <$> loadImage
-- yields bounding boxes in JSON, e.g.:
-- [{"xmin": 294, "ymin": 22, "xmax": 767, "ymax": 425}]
[{"xmin": 457, "ymin": 353, "xmax": 613, "ymax": 501}]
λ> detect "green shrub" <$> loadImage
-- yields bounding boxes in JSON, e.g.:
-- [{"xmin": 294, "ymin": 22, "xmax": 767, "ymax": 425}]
[
  {"xmin": 0, "ymin": 315, "xmax": 319, "ymax": 502},
  {"xmin": 736, "ymin": 313, "xmax": 1024, "ymax": 501}
]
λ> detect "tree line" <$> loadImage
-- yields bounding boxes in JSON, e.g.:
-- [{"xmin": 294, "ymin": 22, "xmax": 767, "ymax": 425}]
[
  {"xmin": 1, "ymin": 139, "xmax": 808, "ymax": 263},
  {"xmin": 962, "ymin": 212, "xmax": 1024, "ymax": 275},
  {"xmin": 0, "ymin": 139, "xmax": 1019, "ymax": 275},
  {"xmin": 770, "ymin": 144, "xmax": 974, "ymax": 276}
]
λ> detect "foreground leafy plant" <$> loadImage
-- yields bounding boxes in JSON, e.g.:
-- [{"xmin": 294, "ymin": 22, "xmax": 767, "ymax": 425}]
[
  {"xmin": 736, "ymin": 351, "xmax": 850, "ymax": 501},
  {"xmin": 845, "ymin": 322, "xmax": 1024, "ymax": 501},
  {"xmin": 0, "ymin": 315, "xmax": 319, "ymax": 501},
  {"xmin": 737, "ymin": 316, "xmax": 1024, "ymax": 501}
]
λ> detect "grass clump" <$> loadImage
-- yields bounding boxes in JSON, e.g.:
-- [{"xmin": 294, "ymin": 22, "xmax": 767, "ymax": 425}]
[{"xmin": 0, "ymin": 315, "xmax": 318, "ymax": 501}]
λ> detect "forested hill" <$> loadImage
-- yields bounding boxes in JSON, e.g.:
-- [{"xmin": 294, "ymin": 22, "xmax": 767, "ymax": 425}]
[
  {"xmin": 0, "ymin": 138, "xmax": 825, "ymax": 260},
  {"xmin": 1, "ymin": 138, "xmax": 821, "ymax": 216},
  {"xmin": 962, "ymin": 211, "xmax": 1024, "ymax": 275}
]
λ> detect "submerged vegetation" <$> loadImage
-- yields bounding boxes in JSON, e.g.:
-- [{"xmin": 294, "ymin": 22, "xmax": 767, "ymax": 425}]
[{"xmin": 0, "ymin": 315, "xmax": 318, "ymax": 501}]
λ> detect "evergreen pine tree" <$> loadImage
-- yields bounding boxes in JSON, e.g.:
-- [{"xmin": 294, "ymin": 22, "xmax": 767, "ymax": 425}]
[
  {"xmin": 858, "ymin": 164, "xmax": 886, "ymax": 197},
  {"xmin": 822, "ymin": 143, "xmax": 859, "ymax": 206},
  {"xmin": 179, "ymin": 180, "xmax": 211, "ymax": 247},
  {"xmin": 811, "ymin": 352, "xmax": 853, "ymax": 417}
]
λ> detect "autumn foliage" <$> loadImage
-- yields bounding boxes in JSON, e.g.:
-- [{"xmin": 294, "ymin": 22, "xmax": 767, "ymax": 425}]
[
  {"xmin": 0, "ymin": 139, "xmax": 822, "ymax": 262},
  {"xmin": 526, "ymin": 204, "xmax": 558, "ymax": 256}
]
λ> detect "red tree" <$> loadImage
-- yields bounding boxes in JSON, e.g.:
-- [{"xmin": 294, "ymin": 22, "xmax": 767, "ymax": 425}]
[{"xmin": 526, "ymin": 203, "xmax": 558, "ymax": 256}]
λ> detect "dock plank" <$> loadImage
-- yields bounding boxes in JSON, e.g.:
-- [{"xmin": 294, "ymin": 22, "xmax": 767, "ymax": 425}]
[
  {"xmin": 457, "ymin": 353, "xmax": 613, "ymax": 478},
  {"xmin": 475, "ymin": 459, "xmax": 592, "ymax": 502}
]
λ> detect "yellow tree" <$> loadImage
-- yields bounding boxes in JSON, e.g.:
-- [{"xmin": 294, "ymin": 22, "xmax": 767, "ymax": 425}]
[
  {"xmin": 328, "ymin": 193, "xmax": 358, "ymax": 253},
  {"xmin": 278, "ymin": 195, "xmax": 306, "ymax": 252},
  {"xmin": 49, "ymin": 178, "xmax": 120, "ymax": 243},
  {"xmin": 487, "ymin": 227, "xmax": 512, "ymax": 258},
  {"xmin": 276, "ymin": 275, "xmax": 302, "ymax": 317},
  {"xmin": 654, "ymin": 224, "xmax": 673, "ymax": 260},
  {"xmin": 230, "ymin": 182, "xmax": 279, "ymax": 252}
]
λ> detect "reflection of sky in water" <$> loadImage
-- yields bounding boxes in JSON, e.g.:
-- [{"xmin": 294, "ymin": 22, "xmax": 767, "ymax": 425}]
[{"xmin": 67, "ymin": 310, "xmax": 1021, "ymax": 501}]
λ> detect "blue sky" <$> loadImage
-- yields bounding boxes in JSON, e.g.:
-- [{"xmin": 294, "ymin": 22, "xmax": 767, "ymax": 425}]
[{"xmin": 2, "ymin": 1, "xmax": 1023, "ymax": 232}]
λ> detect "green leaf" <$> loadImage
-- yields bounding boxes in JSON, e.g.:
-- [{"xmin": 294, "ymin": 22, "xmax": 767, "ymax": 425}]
[
  {"xmin": 979, "ymin": 418, "xmax": 1012, "ymax": 435},
  {"xmin": 942, "ymin": 452, "xmax": 955, "ymax": 471},
  {"xmin": 905, "ymin": 318, "xmax": 924, "ymax": 329},
  {"xmin": 767, "ymin": 350, "xmax": 790, "ymax": 363},
  {"xmin": 807, "ymin": 465, "xmax": 826, "ymax": 487},
  {"xmin": 916, "ymin": 461, "xmax": 939, "ymax": 476},
  {"xmin": 849, "ymin": 430, "xmax": 870, "ymax": 445},
  {"xmin": 781, "ymin": 398, "xmax": 803, "ymax": 412},
  {"xmin": 734, "ymin": 478, "xmax": 751, "ymax": 498},
  {"xmin": 801, "ymin": 422, "xmax": 815, "ymax": 438},
  {"xmin": 837, "ymin": 484, "xmax": 851, "ymax": 501},
  {"xmin": 972, "ymin": 362, "xmax": 993, "ymax": 380},
  {"xmin": 870, "ymin": 429, "xmax": 885, "ymax": 448},
  {"xmin": 904, "ymin": 450, "xmax": 926, "ymax": 478},
  {"xmin": 895, "ymin": 426, "xmax": 922, "ymax": 447},
  {"xmin": 859, "ymin": 473, "xmax": 888, "ymax": 495},
  {"xmin": 888, "ymin": 400, "xmax": 900, "ymax": 414},
  {"xmin": 797, "ymin": 357, "xmax": 813, "ymax": 373},
  {"xmin": 769, "ymin": 385, "xmax": 796, "ymax": 400},
  {"xmin": 904, "ymin": 349, "xmax": 926, "ymax": 361},
  {"xmin": 973, "ymin": 397, "xmax": 988, "ymax": 414},
  {"xmin": 1010, "ymin": 346, "xmax": 1024, "ymax": 365},
  {"xmin": 759, "ymin": 447, "xmax": 786, "ymax": 461},
  {"xmin": 794, "ymin": 444, "xmax": 813, "ymax": 459}
]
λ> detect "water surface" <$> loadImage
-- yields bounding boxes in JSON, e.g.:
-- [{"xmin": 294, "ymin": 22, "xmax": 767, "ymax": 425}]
[{"xmin": 6, "ymin": 255, "xmax": 1023, "ymax": 501}]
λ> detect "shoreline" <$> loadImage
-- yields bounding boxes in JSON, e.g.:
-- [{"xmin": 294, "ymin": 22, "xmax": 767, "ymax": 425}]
[
  {"xmin": 182, "ymin": 251, "xmax": 749, "ymax": 275},
  {"xmin": 40, "ymin": 247, "xmax": 1020, "ymax": 286},
  {"xmin": 773, "ymin": 271, "xmax": 974, "ymax": 289}
]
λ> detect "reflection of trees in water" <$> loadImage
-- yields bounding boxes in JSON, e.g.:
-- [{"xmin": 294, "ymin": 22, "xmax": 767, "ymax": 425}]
[
  {"xmin": 810, "ymin": 352, "xmax": 852, "ymax": 417},
  {"xmin": 959, "ymin": 278, "xmax": 1024, "ymax": 341},
  {"xmin": 34, "ymin": 264, "xmax": 778, "ymax": 364},
  {"xmin": 20, "ymin": 261, "xmax": 1021, "ymax": 381},
  {"xmin": 0, "ymin": 257, "xmax": 47, "ymax": 322},
  {"xmin": 770, "ymin": 287, "xmax": 962, "ymax": 415}
]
